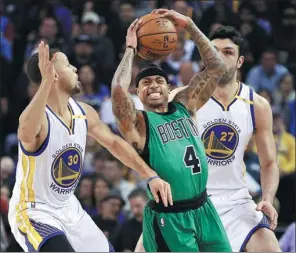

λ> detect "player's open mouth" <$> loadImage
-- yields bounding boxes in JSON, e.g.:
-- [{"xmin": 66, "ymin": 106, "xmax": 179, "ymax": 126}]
[{"xmin": 148, "ymin": 92, "xmax": 162, "ymax": 99}]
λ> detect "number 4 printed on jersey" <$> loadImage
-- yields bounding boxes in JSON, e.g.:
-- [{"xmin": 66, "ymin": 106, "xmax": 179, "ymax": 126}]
[{"xmin": 183, "ymin": 145, "xmax": 201, "ymax": 175}]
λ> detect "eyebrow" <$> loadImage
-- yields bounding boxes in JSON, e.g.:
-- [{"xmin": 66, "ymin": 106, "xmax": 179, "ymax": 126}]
[{"xmin": 214, "ymin": 46, "xmax": 235, "ymax": 51}]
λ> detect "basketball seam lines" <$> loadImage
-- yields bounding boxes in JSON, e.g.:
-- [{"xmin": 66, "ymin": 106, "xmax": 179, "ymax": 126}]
[
  {"xmin": 138, "ymin": 32, "xmax": 177, "ymax": 40},
  {"xmin": 138, "ymin": 43, "xmax": 175, "ymax": 52},
  {"xmin": 138, "ymin": 18, "xmax": 161, "ymax": 31}
]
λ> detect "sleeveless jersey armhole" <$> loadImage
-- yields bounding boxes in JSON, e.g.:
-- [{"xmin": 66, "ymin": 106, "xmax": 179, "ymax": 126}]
[
  {"xmin": 140, "ymin": 111, "xmax": 151, "ymax": 167},
  {"xmin": 249, "ymin": 88, "xmax": 256, "ymax": 133},
  {"xmin": 19, "ymin": 112, "xmax": 51, "ymax": 156}
]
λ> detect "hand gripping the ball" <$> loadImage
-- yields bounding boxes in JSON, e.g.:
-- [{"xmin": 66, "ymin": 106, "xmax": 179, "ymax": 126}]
[
  {"xmin": 126, "ymin": 18, "xmax": 142, "ymax": 53},
  {"xmin": 151, "ymin": 9, "xmax": 190, "ymax": 29}
]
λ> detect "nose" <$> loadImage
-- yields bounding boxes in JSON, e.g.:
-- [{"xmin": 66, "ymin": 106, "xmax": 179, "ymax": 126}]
[
  {"xmin": 150, "ymin": 80, "xmax": 159, "ymax": 88},
  {"xmin": 72, "ymin": 66, "xmax": 77, "ymax": 73}
]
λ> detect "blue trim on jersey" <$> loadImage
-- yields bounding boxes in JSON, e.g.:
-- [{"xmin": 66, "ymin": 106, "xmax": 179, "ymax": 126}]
[
  {"xmin": 19, "ymin": 228, "xmax": 36, "ymax": 252},
  {"xmin": 226, "ymin": 82, "xmax": 243, "ymax": 111},
  {"xmin": 239, "ymin": 215, "xmax": 270, "ymax": 252},
  {"xmin": 19, "ymin": 112, "xmax": 51, "ymax": 157},
  {"xmin": 46, "ymin": 104, "xmax": 73, "ymax": 135},
  {"xmin": 210, "ymin": 96, "xmax": 225, "ymax": 111},
  {"xmin": 249, "ymin": 88, "xmax": 256, "ymax": 132},
  {"xmin": 68, "ymin": 103, "xmax": 75, "ymax": 134},
  {"xmin": 210, "ymin": 82, "xmax": 243, "ymax": 111},
  {"xmin": 73, "ymin": 99, "xmax": 88, "ymax": 131},
  {"xmin": 37, "ymin": 231, "xmax": 65, "ymax": 251}
]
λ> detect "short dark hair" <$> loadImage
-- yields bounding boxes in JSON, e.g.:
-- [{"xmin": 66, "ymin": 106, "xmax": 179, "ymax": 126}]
[
  {"xmin": 209, "ymin": 26, "xmax": 246, "ymax": 56},
  {"xmin": 94, "ymin": 174, "xmax": 112, "ymax": 189},
  {"xmin": 26, "ymin": 49, "xmax": 59, "ymax": 85},
  {"xmin": 128, "ymin": 188, "xmax": 148, "ymax": 201}
]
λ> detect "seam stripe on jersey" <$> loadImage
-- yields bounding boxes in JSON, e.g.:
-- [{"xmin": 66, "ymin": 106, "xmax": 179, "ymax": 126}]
[
  {"xmin": 235, "ymin": 96, "xmax": 254, "ymax": 104},
  {"xmin": 16, "ymin": 153, "xmax": 42, "ymax": 250},
  {"xmin": 27, "ymin": 156, "xmax": 36, "ymax": 202},
  {"xmin": 249, "ymin": 88, "xmax": 256, "ymax": 132},
  {"xmin": 73, "ymin": 100, "xmax": 88, "ymax": 131}
]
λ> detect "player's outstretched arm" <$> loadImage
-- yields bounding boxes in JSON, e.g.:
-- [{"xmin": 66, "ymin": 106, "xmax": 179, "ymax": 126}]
[
  {"xmin": 18, "ymin": 41, "xmax": 57, "ymax": 144},
  {"xmin": 254, "ymin": 93, "xmax": 280, "ymax": 230},
  {"xmin": 152, "ymin": 9, "xmax": 226, "ymax": 113},
  {"xmin": 81, "ymin": 102, "xmax": 173, "ymax": 207},
  {"xmin": 111, "ymin": 19, "xmax": 142, "ymax": 137}
]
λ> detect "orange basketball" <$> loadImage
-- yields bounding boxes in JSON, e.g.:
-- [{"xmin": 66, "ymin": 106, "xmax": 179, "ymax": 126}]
[{"xmin": 137, "ymin": 13, "xmax": 178, "ymax": 61}]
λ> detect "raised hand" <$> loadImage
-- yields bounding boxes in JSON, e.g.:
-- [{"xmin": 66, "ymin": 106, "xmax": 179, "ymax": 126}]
[
  {"xmin": 126, "ymin": 18, "xmax": 142, "ymax": 50},
  {"xmin": 151, "ymin": 9, "xmax": 190, "ymax": 28},
  {"xmin": 38, "ymin": 41, "xmax": 57, "ymax": 85},
  {"xmin": 148, "ymin": 176, "xmax": 173, "ymax": 207}
]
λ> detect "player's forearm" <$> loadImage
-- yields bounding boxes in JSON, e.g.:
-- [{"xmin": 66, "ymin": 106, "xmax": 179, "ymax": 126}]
[
  {"xmin": 185, "ymin": 19, "xmax": 225, "ymax": 75},
  {"xmin": 260, "ymin": 161, "xmax": 279, "ymax": 203},
  {"xmin": 18, "ymin": 81, "xmax": 51, "ymax": 141},
  {"xmin": 110, "ymin": 136, "xmax": 157, "ymax": 179},
  {"xmin": 111, "ymin": 47, "xmax": 135, "ymax": 91}
]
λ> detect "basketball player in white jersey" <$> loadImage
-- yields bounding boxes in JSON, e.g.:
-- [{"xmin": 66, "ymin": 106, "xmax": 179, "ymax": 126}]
[
  {"xmin": 8, "ymin": 41, "xmax": 173, "ymax": 252},
  {"xmin": 168, "ymin": 26, "xmax": 282, "ymax": 251}
]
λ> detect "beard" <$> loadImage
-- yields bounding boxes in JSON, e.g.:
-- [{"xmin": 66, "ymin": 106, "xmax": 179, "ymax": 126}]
[
  {"xmin": 218, "ymin": 66, "xmax": 237, "ymax": 86},
  {"xmin": 68, "ymin": 81, "xmax": 81, "ymax": 96}
]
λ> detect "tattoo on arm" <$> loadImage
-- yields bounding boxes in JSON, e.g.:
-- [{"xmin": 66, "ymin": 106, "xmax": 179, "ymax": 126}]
[
  {"xmin": 185, "ymin": 19, "xmax": 225, "ymax": 76},
  {"xmin": 174, "ymin": 19, "xmax": 225, "ymax": 111},
  {"xmin": 111, "ymin": 48, "xmax": 137, "ymax": 131}
]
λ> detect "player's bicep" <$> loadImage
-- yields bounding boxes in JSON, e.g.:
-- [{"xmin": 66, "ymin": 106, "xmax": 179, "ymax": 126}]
[
  {"xmin": 254, "ymin": 95, "xmax": 277, "ymax": 168},
  {"xmin": 111, "ymin": 85, "xmax": 137, "ymax": 132},
  {"xmin": 18, "ymin": 113, "xmax": 48, "ymax": 152}
]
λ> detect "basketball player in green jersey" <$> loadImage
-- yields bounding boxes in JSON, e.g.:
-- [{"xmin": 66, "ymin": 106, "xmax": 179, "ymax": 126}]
[{"xmin": 111, "ymin": 9, "xmax": 231, "ymax": 252}]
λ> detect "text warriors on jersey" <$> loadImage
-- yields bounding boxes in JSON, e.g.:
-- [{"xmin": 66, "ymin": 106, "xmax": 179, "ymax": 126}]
[
  {"xmin": 201, "ymin": 118, "xmax": 241, "ymax": 166},
  {"xmin": 50, "ymin": 142, "xmax": 84, "ymax": 194}
]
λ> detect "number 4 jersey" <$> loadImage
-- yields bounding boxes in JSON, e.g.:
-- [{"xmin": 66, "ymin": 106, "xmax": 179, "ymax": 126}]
[
  {"xmin": 11, "ymin": 97, "xmax": 87, "ymax": 209},
  {"xmin": 141, "ymin": 102, "xmax": 208, "ymax": 201}
]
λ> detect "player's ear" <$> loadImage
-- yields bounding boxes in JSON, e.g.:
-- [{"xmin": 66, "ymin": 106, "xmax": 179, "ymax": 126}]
[
  {"xmin": 135, "ymin": 87, "xmax": 139, "ymax": 95},
  {"xmin": 237, "ymin": 56, "xmax": 244, "ymax": 69},
  {"xmin": 168, "ymin": 83, "xmax": 171, "ymax": 94}
]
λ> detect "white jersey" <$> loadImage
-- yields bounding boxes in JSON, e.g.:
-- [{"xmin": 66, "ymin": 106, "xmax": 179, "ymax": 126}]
[
  {"xmin": 11, "ymin": 97, "xmax": 87, "ymax": 209},
  {"xmin": 196, "ymin": 82, "xmax": 255, "ymax": 200}
]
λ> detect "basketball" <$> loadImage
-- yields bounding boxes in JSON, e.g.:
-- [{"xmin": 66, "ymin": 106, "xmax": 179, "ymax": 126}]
[{"xmin": 137, "ymin": 13, "xmax": 178, "ymax": 61}]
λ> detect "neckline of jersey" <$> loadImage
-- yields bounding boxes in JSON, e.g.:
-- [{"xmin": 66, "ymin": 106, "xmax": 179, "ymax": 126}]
[
  {"xmin": 211, "ymin": 81, "xmax": 242, "ymax": 111},
  {"xmin": 153, "ymin": 102, "xmax": 177, "ymax": 115}
]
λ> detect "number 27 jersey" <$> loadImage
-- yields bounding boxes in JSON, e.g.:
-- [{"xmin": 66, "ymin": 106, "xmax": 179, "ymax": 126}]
[{"xmin": 141, "ymin": 102, "xmax": 208, "ymax": 201}]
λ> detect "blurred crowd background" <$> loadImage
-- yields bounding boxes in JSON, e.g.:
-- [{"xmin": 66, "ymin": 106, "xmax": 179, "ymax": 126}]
[{"xmin": 0, "ymin": 0, "xmax": 295, "ymax": 252}]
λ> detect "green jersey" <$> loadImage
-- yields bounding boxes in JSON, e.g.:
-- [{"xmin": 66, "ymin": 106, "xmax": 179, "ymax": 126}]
[{"xmin": 142, "ymin": 102, "xmax": 208, "ymax": 201}]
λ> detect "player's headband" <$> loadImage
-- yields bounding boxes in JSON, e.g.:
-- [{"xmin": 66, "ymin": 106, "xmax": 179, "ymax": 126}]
[{"xmin": 135, "ymin": 65, "xmax": 169, "ymax": 88}]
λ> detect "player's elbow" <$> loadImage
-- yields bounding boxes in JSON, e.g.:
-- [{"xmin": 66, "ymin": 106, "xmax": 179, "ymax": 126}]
[{"xmin": 17, "ymin": 126, "xmax": 36, "ymax": 143}]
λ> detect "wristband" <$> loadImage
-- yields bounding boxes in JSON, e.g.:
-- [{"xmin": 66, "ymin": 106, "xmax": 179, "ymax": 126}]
[
  {"xmin": 147, "ymin": 176, "xmax": 160, "ymax": 183},
  {"xmin": 126, "ymin": 45, "xmax": 137, "ymax": 54}
]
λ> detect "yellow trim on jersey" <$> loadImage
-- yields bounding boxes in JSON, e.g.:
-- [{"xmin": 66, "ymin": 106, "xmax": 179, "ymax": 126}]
[
  {"xmin": 16, "ymin": 152, "xmax": 43, "ymax": 250},
  {"xmin": 235, "ymin": 96, "xmax": 254, "ymax": 105},
  {"xmin": 72, "ymin": 114, "xmax": 86, "ymax": 119}
]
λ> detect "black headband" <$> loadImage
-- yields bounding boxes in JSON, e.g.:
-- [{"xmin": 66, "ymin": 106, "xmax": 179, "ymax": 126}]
[{"xmin": 135, "ymin": 66, "xmax": 169, "ymax": 87}]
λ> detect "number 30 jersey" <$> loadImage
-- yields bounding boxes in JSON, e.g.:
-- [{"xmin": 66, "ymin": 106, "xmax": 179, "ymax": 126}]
[
  {"xmin": 11, "ymin": 98, "xmax": 88, "ymax": 209},
  {"xmin": 196, "ymin": 83, "xmax": 255, "ymax": 199},
  {"xmin": 141, "ymin": 102, "xmax": 208, "ymax": 201}
]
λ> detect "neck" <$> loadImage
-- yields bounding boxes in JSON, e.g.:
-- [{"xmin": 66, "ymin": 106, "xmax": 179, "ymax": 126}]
[
  {"xmin": 213, "ymin": 79, "xmax": 239, "ymax": 103},
  {"xmin": 47, "ymin": 85, "xmax": 70, "ymax": 116},
  {"xmin": 144, "ymin": 104, "xmax": 168, "ymax": 113}
]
